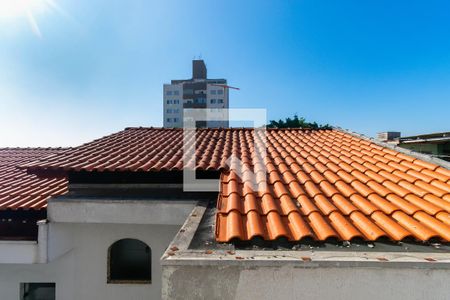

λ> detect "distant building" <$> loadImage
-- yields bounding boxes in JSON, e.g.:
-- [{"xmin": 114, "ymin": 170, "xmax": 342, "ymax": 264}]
[
  {"xmin": 163, "ymin": 60, "xmax": 229, "ymax": 128},
  {"xmin": 398, "ymin": 131, "xmax": 450, "ymax": 162}
]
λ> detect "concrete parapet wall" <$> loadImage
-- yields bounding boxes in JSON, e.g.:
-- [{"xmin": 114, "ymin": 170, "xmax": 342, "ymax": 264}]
[{"xmin": 162, "ymin": 264, "xmax": 450, "ymax": 300}]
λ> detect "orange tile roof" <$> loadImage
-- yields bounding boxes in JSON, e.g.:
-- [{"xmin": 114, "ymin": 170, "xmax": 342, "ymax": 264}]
[
  {"xmin": 0, "ymin": 148, "xmax": 68, "ymax": 210},
  {"xmin": 215, "ymin": 130, "xmax": 450, "ymax": 243},
  {"xmin": 23, "ymin": 128, "xmax": 450, "ymax": 242}
]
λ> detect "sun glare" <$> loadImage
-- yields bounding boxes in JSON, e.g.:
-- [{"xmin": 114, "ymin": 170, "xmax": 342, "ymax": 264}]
[
  {"xmin": 0, "ymin": 0, "xmax": 54, "ymax": 37},
  {"xmin": 0, "ymin": 0, "xmax": 48, "ymax": 18}
]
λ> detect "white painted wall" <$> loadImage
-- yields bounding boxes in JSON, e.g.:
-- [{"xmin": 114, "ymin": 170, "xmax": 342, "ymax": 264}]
[
  {"xmin": 0, "ymin": 241, "xmax": 38, "ymax": 264},
  {"xmin": 0, "ymin": 198, "xmax": 197, "ymax": 300},
  {"xmin": 0, "ymin": 222, "xmax": 180, "ymax": 300}
]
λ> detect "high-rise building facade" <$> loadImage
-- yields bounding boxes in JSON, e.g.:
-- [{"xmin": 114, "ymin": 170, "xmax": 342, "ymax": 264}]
[{"xmin": 163, "ymin": 60, "xmax": 229, "ymax": 128}]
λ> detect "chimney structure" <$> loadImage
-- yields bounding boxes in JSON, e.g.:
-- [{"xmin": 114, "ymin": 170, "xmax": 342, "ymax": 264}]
[{"xmin": 192, "ymin": 60, "xmax": 207, "ymax": 79}]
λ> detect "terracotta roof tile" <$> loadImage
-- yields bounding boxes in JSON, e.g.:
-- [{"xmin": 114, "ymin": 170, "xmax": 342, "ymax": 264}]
[
  {"xmin": 436, "ymin": 212, "xmax": 450, "ymax": 226},
  {"xmin": 329, "ymin": 212, "xmax": 362, "ymax": 241},
  {"xmin": 0, "ymin": 148, "xmax": 68, "ymax": 210},
  {"xmin": 286, "ymin": 212, "xmax": 314, "ymax": 240},
  {"xmin": 413, "ymin": 211, "xmax": 450, "ymax": 241},
  {"xmin": 385, "ymin": 194, "xmax": 420, "ymax": 215},
  {"xmin": 297, "ymin": 194, "xmax": 319, "ymax": 216},
  {"xmin": 392, "ymin": 211, "xmax": 439, "ymax": 241},
  {"xmin": 349, "ymin": 211, "xmax": 387, "ymax": 240},
  {"xmin": 430, "ymin": 180, "xmax": 450, "ymax": 193},
  {"xmin": 367, "ymin": 194, "xmax": 398, "ymax": 215},
  {"xmin": 436, "ymin": 167, "xmax": 450, "ymax": 178},
  {"xmin": 307, "ymin": 211, "xmax": 338, "ymax": 240},
  {"xmin": 20, "ymin": 128, "xmax": 450, "ymax": 243},
  {"xmin": 371, "ymin": 211, "xmax": 413, "ymax": 240},
  {"xmin": 421, "ymin": 169, "xmax": 450, "ymax": 184},
  {"xmin": 330, "ymin": 194, "xmax": 358, "ymax": 215},
  {"xmin": 423, "ymin": 194, "xmax": 450, "ymax": 211}
]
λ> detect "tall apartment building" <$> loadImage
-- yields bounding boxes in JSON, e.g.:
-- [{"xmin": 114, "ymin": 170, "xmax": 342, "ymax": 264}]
[{"xmin": 163, "ymin": 60, "xmax": 229, "ymax": 128}]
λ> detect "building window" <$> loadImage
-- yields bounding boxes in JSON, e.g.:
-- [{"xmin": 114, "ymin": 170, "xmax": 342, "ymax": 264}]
[
  {"xmin": 21, "ymin": 283, "xmax": 55, "ymax": 300},
  {"xmin": 174, "ymin": 109, "xmax": 180, "ymax": 114},
  {"xmin": 174, "ymin": 99, "xmax": 180, "ymax": 104},
  {"xmin": 210, "ymin": 90, "xmax": 216, "ymax": 95},
  {"xmin": 166, "ymin": 91, "xmax": 172, "ymax": 95},
  {"xmin": 173, "ymin": 90, "xmax": 179, "ymax": 95},
  {"xmin": 210, "ymin": 99, "xmax": 216, "ymax": 104},
  {"xmin": 166, "ymin": 100, "xmax": 172, "ymax": 105},
  {"xmin": 167, "ymin": 118, "xmax": 172, "ymax": 122},
  {"xmin": 166, "ymin": 109, "xmax": 172, "ymax": 113},
  {"xmin": 173, "ymin": 118, "xmax": 179, "ymax": 123},
  {"xmin": 218, "ymin": 98, "xmax": 224, "ymax": 104},
  {"xmin": 217, "ymin": 89, "xmax": 223, "ymax": 95},
  {"xmin": 108, "ymin": 239, "xmax": 151, "ymax": 284}
]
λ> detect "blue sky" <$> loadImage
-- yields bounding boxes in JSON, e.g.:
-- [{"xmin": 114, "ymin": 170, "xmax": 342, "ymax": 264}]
[{"xmin": 1, "ymin": 0, "xmax": 450, "ymax": 147}]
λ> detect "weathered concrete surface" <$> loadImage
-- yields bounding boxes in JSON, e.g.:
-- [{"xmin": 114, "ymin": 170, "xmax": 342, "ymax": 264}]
[
  {"xmin": 162, "ymin": 264, "xmax": 450, "ymax": 300},
  {"xmin": 48, "ymin": 198, "xmax": 196, "ymax": 225},
  {"xmin": 162, "ymin": 265, "xmax": 240, "ymax": 300}
]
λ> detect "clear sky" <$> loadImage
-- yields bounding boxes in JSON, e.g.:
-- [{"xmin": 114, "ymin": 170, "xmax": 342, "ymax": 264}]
[{"xmin": 1, "ymin": 0, "xmax": 449, "ymax": 147}]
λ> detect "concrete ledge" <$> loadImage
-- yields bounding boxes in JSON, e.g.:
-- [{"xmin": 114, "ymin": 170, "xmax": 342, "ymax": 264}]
[
  {"xmin": 48, "ymin": 197, "xmax": 197, "ymax": 225},
  {"xmin": 162, "ymin": 264, "xmax": 450, "ymax": 300},
  {"xmin": 161, "ymin": 203, "xmax": 450, "ymax": 269},
  {"xmin": 162, "ymin": 249, "xmax": 450, "ymax": 269}
]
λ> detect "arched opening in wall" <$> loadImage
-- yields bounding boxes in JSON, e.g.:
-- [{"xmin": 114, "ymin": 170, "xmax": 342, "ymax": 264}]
[{"xmin": 107, "ymin": 238, "xmax": 151, "ymax": 284}]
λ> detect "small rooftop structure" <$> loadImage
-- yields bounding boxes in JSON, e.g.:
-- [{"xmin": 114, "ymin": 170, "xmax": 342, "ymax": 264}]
[
  {"xmin": 192, "ymin": 59, "xmax": 207, "ymax": 79},
  {"xmin": 377, "ymin": 132, "xmax": 401, "ymax": 143},
  {"xmin": 400, "ymin": 132, "xmax": 450, "ymax": 144}
]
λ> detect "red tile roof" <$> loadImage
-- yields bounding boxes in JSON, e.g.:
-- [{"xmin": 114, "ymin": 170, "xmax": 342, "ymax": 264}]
[
  {"xmin": 22, "ymin": 127, "xmax": 450, "ymax": 242},
  {"xmin": 0, "ymin": 148, "xmax": 68, "ymax": 210}
]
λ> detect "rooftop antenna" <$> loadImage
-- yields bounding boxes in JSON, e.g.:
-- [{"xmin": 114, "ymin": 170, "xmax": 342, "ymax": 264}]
[{"xmin": 210, "ymin": 84, "xmax": 240, "ymax": 91}]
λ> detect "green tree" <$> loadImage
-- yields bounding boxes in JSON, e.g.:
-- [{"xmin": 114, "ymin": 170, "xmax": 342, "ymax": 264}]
[{"xmin": 267, "ymin": 114, "xmax": 332, "ymax": 130}]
